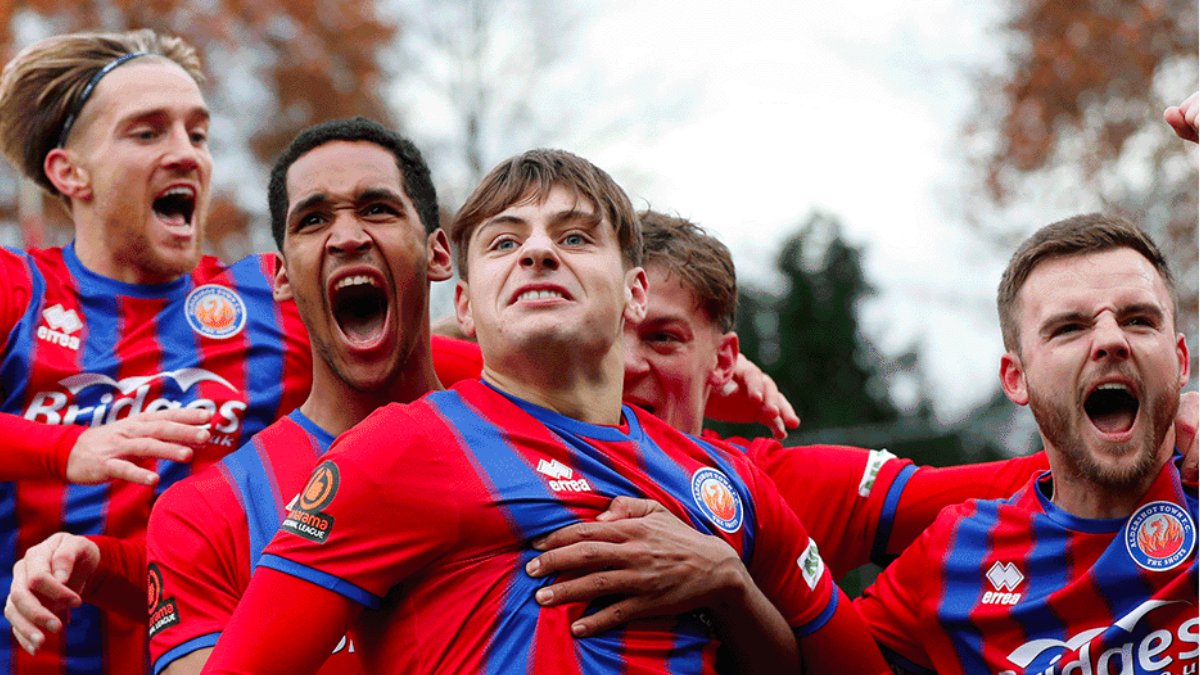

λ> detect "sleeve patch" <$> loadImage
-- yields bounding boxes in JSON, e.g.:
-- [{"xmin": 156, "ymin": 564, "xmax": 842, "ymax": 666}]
[
  {"xmin": 147, "ymin": 563, "xmax": 181, "ymax": 638},
  {"xmin": 797, "ymin": 537, "xmax": 826, "ymax": 590},
  {"xmin": 858, "ymin": 448, "xmax": 897, "ymax": 497},
  {"xmin": 281, "ymin": 461, "xmax": 339, "ymax": 543}
]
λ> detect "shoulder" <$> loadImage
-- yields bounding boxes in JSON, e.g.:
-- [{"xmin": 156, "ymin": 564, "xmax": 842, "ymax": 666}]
[{"xmin": 193, "ymin": 253, "xmax": 278, "ymax": 288}]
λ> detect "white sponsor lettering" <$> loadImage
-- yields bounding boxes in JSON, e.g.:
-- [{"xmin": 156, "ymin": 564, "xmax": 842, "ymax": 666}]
[
  {"xmin": 548, "ymin": 478, "xmax": 592, "ymax": 493},
  {"xmin": 23, "ymin": 369, "xmax": 246, "ymax": 436},
  {"xmin": 982, "ymin": 591, "xmax": 1022, "ymax": 606},
  {"xmin": 998, "ymin": 601, "xmax": 1197, "ymax": 675}
]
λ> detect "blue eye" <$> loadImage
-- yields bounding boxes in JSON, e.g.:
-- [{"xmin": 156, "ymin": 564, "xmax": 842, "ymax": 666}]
[
  {"xmin": 563, "ymin": 234, "xmax": 586, "ymax": 246},
  {"xmin": 494, "ymin": 238, "xmax": 517, "ymax": 251}
]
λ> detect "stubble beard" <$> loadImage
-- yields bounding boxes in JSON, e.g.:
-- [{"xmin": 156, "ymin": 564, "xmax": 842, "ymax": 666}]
[{"xmin": 1030, "ymin": 380, "xmax": 1178, "ymax": 491}]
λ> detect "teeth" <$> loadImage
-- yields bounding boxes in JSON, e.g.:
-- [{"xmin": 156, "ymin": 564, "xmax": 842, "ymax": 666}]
[
  {"xmin": 517, "ymin": 289, "xmax": 563, "ymax": 302},
  {"xmin": 1097, "ymin": 383, "xmax": 1130, "ymax": 393},
  {"xmin": 161, "ymin": 186, "xmax": 195, "ymax": 199},
  {"xmin": 334, "ymin": 275, "xmax": 378, "ymax": 290}
]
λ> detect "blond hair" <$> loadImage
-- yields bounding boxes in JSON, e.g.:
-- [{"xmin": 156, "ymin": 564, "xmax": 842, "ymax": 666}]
[{"xmin": 0, "ymin": 29, "xmax": 203, "ymax": 196}]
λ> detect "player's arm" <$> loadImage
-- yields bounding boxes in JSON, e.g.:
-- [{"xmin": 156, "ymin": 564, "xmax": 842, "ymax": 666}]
[
  {"xmin": 0, "ymin": 408, "xmax": 212, "ymax": 485},
  {"xmin": 146, "ymin": 477, "xmax": 250, "ymax": 675},
  {"xmin": 528, "ymin": 496, "xmax": 800, "ymax": 673},
  {"xmin": 4, "ymin": 530, "xmax": 154, "ymax": 648},
  {"xmin": 430, "ymin": 334, "xmax": 484, "ymax": 385},
  {"xmin": 880, "ymin": 452, "xmax": 1047, "ymax": 561},
  {"xmin": 202, "ymin": 568, "xmax": 359, "ymax": 674},
  {"xmin": 854, "ymin": 513, "xmax": 949, "ymax": 674}
]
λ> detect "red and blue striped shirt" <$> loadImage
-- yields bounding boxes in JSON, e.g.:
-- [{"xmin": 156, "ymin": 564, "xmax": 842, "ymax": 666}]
[
  {"xmin": 261, "ymin": 379, "xmax": 839, "ymax": 674},
  {"xmin": 0, "ymin": 243, "xmax": 311, "ymax": 674},
  {"xmin": 146, "ymin": 410, "xmax": 359, "ymax": 675},
  {"xmin": 857, "ymin": 454, "xmax": 1198, "ymax": 674}
]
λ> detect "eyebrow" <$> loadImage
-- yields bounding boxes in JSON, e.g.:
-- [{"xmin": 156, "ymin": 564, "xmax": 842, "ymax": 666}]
[
  {"xmin": 1040, "ymin": 302, "xmax": 1167, "ymax": 333},
  {"xmin": 116, "ymin": 105, "xmax": 211, "ymax": 128},
  {"xmin": 288, "ymin": 186, "xmax": 409, "ymax": 224},
  {"xmin": 481, "ymin": 208, "xmax": 603, "ymax": 231}
]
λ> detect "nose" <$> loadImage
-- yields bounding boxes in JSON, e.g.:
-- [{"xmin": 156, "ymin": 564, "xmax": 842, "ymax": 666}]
[
  {"xmin": 327, "ymin": 212, "xmax": 372, "ymax": 255},
  {"xmin": 520, "ymin": 234, "xmax": 560, "ymax": 271},
  {"xmin": 162, "ymin": 125, "xmax": 203, "ymax": 173},
  {"xmin": 1091, "ymin": 316, "xmax": 1130, "ymax": 362}
]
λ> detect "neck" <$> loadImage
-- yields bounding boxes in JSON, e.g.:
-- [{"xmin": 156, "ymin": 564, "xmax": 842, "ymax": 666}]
[
  {"xmin": 1046, "ymin": 435, "xmax": 1174, "ymax": 520},
  {"xmin": 483, "ymin": 341, "xmax": 625, "ymax": 425},
  {"xmin": 300, "ymin": 348, "xmax": 443, "ymax": 437},
  {"xmin": 74, "ymin": 218, "xmax": 179, "ymax": 285}
]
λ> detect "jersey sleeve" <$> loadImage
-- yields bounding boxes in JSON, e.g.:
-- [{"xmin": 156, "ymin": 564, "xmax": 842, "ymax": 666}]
[
  {"xmin": 0, "ymin": 247, "xmax": 33, "ymax": 353},
  {"xmin": 80, "ymin": 533, "xmax": 146, "ymax": 621},
  {"xmin": 883, "ymin": 452, "xmax": 1048, "ymax": 561},
  {"xmin": 431, "ymin": 335, "xmax": 483, "ymax": 386},
  {"xmin": 855, "ymin": 505, "xmax": 967, "ymax": 674},
  {"xmin": 734, "ymin": 454, "xmax": 840, "ymax": 636},
  {"xmin": 145, "ymin": 472, "xmax": 247, "ymax": 674},
  {"xmin": 0, "ymin": 412, "xmax": 82, "ymax": 481},
  {"xmin": 258, "ymin": 404, "xmax": 458, "ymax": 606},
  {"xmin": 746, "ymin": 440, "xmax": 912, "ymax": 579}
]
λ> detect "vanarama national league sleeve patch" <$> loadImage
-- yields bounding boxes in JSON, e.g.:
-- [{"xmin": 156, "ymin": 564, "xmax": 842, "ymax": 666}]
[
  {"xmin": 147, "ymin": 563, "xmax": 181, "ymax": 638},
  {"xmin": 281, "ymin": 460, "xmax": 339, "ymax": 544}
]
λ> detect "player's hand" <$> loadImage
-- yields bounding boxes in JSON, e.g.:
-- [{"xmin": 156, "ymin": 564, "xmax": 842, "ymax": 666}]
[
  {"xmin": 4, "ymin": 532, "xmax": 99, "ymax": 655},
  {"xmin": 704, "ymin": 354, "xmax": 799, "ymax": 439},
  {"xmin": 1177, "ymin": 391, "xmax": 1198, "ymax": 482},
  {"xmin": 526, "ymin": 496, "xmax": 751, "ymax": 637},
  {"xmin": 1164, "ymin": 92, "xmax": 1199, "ymax": 143},
  {"xmin": 65, "ymin": 408, "xmax": 211, "ymax": 486}
]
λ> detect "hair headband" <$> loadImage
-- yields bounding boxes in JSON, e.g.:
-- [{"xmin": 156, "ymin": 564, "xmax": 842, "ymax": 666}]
[{"xmin": 56, "ymin": 51, "xmax": 149, "ymax": 148}]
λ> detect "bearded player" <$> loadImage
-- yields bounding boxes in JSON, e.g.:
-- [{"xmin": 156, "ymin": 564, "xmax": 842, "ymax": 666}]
[
  {"xmin": 856, "ymin": 213, "xmax": 1197, "ymax": 674},
  {"xmin": 206, "ymin": 149, "xmax": 890, "ymax": 673},
  {"xmin": 0, "ymin": 30, "xmax": 314, "ymax": 672},
  {"xmin": 523, "ymin": 211, "xmax": 1195, "ymax": 652}
]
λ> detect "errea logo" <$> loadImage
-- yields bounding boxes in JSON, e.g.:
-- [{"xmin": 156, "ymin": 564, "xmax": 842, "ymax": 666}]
[
  {"xmin": 38, "ymin": 304, "xmax": 82, "ymax": 351},
  {"xmin": 536, "ymin": 458, "xmax": 592, "ymax": 493},
  {"xmin": 982, "ymin": 561, "xmax": 1024, "ymax": 606}
]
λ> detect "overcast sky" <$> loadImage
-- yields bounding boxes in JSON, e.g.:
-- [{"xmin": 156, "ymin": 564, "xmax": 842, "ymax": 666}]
[{"xmin": 408, "ymin": 0, "xmax": 1038, "ymax": 421}]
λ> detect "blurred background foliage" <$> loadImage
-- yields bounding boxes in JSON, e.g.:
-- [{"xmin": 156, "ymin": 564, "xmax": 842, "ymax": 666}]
[{"xmin": 0, "ymin": 0, "xmax": 1193, "ymax": 587}]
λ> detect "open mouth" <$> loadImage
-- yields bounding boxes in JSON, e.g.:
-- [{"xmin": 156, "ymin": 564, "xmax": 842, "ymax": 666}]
[
  {"xmin": 331, "ymin": 274, "xmax": 389, "ymax": 344},
  {"xmin": 1084, "ymin": 383, "xmax": 1139, "ymax": 434},
  {"xmin": 511, "ymin": 286, "xmax": 571, "ymax": 305},
  {"xmin": 152, "ymin": 186, "xmax": 196, "ymax": 230}
]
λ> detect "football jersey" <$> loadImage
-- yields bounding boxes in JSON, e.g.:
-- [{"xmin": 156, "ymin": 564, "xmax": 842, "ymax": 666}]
[
  {"xmin": 0, "ymin": 244, "xmax": 312, "ymax": 674},
  {"xmin": 261, "ymin": 379, "xmax": 839, "ymax": 674},
  {"xmin": 716, "ymin": 434, "xmax": 1050, "ymax": 579},
  {"xmin": 856, "ymin": 455, "xmax": 1199, "ymax": 675},
  {"xmin": 146, "ymin": 410, "xmax": 359, "ymax": 675}
]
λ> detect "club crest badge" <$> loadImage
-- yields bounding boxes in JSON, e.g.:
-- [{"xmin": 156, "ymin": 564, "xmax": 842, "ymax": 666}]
[
  {"xmin": 1125, "ymin": 501, "xmax": 1195, "ymax": 572},
  {"xmin": 691, "ymin": 467, "xmax": 743, "ymax": 533},
  {"xmin": 185, "ymin": 284, "xmax": 246, "ymax": 339}
]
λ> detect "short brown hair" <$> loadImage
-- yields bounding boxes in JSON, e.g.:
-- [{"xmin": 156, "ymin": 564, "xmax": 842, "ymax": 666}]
[
  {"xmin": 0, "ymin": 29, "xmax": 204, "ymax": 196},
  {"xmin": 640, "ymin": 210, "xmax": 737, "ymax": 332},
  {"xmin": 997, "ymin": 212, "xmax": 1177, "ymax": 351},
  {"xmin": 448, "ymin": 149, "xmax": 642, "ymax": 277}
]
